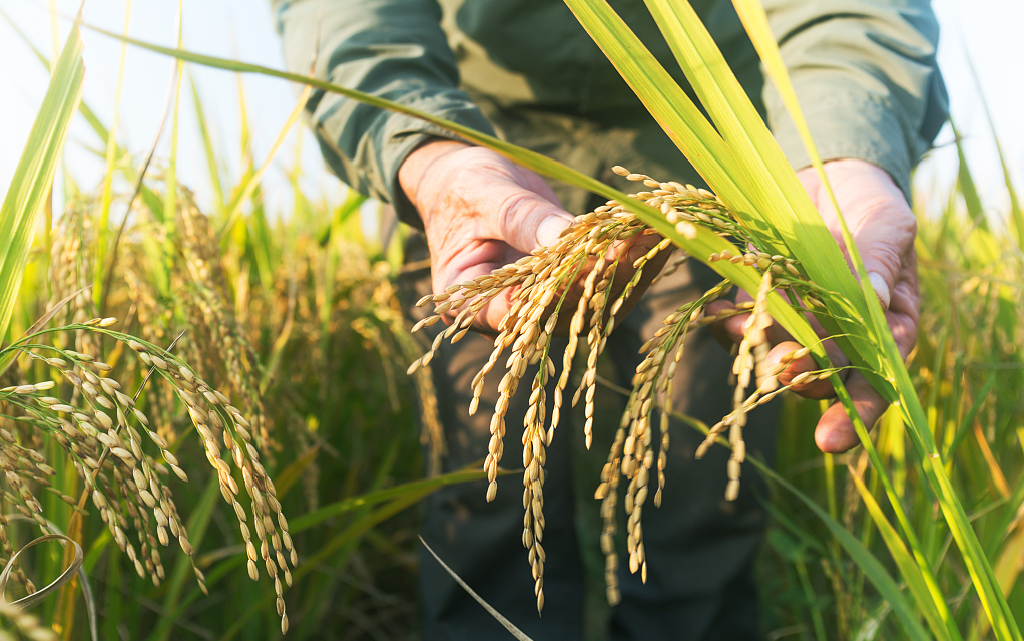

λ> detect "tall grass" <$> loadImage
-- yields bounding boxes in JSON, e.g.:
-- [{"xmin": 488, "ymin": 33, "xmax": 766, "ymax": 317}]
[{"xmin": 0, "ymin": 0, "xmax": 1022, "ymax": 639}]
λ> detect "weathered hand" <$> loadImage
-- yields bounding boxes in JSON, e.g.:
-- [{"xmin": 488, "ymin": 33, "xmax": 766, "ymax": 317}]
[
  {"xmin": 399, "ymin": 140, "xmax": 664, "ymax": 334},
  {"xmin": 708, "ymin": 159, "xmax": 919, "ymax": 453}
]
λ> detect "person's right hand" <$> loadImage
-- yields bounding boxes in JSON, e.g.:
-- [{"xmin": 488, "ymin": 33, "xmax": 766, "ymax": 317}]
[
  {"xmin": 705, "ymin": 160, "xmax": 919, "ymax": 454},
  {"xmin": 398, "ymin": 140, "xmax": 664, "ymax": 334}
]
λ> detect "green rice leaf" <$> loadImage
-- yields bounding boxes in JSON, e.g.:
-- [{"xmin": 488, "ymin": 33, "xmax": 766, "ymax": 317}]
[
  {"xmin": 290, "ymin": 467, "xmax": 497, "ymax": 533},
  {"xmin": 189, "ymin": 75, "xmax": 226, "ymax": 218},
  {"xmin": 849, "ymin": 466, "xmax": 957, "ymax": 641},
  {"xmin": 557, "ymin": 0, "xmax": 778, "ymax": 245},
  {"xmin": 0, "ymin": 11, "xmax": 84, "ymax": 343},
  {"xmin": 218, "ymin": 490, "xmax": 435, "ymax": 641},
  {"xmin": 951, "ymin": 120, "xmax": 987, "ymax": 232},
  {"xmin": 637, "ymin": 0, "xmax": 847, "ymax": 263},
  {"xmin": 724, "ymin": 0, "xmax": 887, "ymax": 380},
  {"xmin": 93, "ymin": 1, "xmax": 132, "ymax": 311}
]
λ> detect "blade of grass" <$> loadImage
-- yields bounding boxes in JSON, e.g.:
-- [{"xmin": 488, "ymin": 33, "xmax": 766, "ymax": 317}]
[
  {"xmin": 161, "ymin": 0, "xmax": 184, "ymax": 276},
  {"xmin": 1, "ymin": 516, "xmax": 100, "ymax": 641},
  {"xmin": 637, "ymin": 0, "xmax": 863, "ymax": 279},
  {"xmin": 290, "ymin": 466, "xmax": 503, "ymax": 533},
  {"xmin": 0, "ymin": 8, "xmax": 84, "ymax": 344},
  {"xmin": 854, "ymin": 599, "xmax": 894, "ymax": 641},
  {"xmin": 189, "ymin": 74, "xmax": 226, "ymax": 218},
  {"xmin": 142, "ymin": 555, "xmax": 244, "ymax": 641},
  {"xmin": 0, "ymin": 534, "xmax": 83, "ymax": 610},
  {"xmin": 557, "ymin": 0, "xmax": 783, "ymax": 250},
  {"xmin": 629, "ymin": 0, "xmax": 888, "ymax": 388},
  {"xmin": 943, "ymin": 372, "xmax": 996, "ymax": 465},
  {"xmin": 951, "ymin": 120, "xmax": 988, "ymax": 232},
  {"xmin": 100, "ymin": 67, "xmax": 176, "ymax": 314},
  {"xmin": 218, "ymin": 487, "xmax": 447, "ymax": 641},
  {"xmin": 849, "ymin": 465, "xmax": 954, "ymax": 640},
  {"xmin": 216, "ymin": 80, "xmax": 313, "ymax": 238},
  {"xmin": 627, "ymin": 381, "xmax": 934, "ymax": 641},
  {"xmin": 292, "ymin": 436, "xmax": 403, "ymax": 637},
  {"xmin": 259, "ymin": 270, "xmax": 297, "ymax": 395},
  {"xmin": 597, "ymin": 373, "xmax": 930, "ymax": 640},
  {"xmin": 421, "ymin": 536, "xmax": 534, "ymax": 641},
  {"xmin": 972, "ymin": 422, "xmax": 1010, "ymax": 498},
  {"xmin": 970, "ymin": 522, "xmax": 1024, "ymax": 641},
  {"xmin": 985, "ymin": 448, "xmax": 1024, "ymax": 561},
  {"xmin": 93, "ymin": 0, "xmax": 132, "ymax": 311},
  {"xmin": 272, "ymin": 441, "xmax": 320, "ymax": 500},
  {"xmin": 223, "ymin": 71, "xmax": 255, "ymax": 249},
  {"xmin": 0, "ymin": 5, "xmax": 159, "ymax": 221},
  {"xmin": 754, "ymin": 448, "xmax": 930, "ymax": 641}
]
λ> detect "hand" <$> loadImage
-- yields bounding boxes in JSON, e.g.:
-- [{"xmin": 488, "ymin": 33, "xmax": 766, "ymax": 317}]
[
  {"xmin": 708, "ymin": 159, "xmax": 919, "ymax": 453},
  {"xmin": 399, "ymin": 140, "xmax": 664, "ymax": 333}
]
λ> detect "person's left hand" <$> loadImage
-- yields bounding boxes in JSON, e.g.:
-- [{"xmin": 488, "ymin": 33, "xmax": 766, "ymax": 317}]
[{"xmin": 707, "ymin": 159, "xmax": 919, "ymax": 453}]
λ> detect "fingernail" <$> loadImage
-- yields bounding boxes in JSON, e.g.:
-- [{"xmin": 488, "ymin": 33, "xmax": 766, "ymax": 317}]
[
  {"xmin": 867, "ymin": 272, "xmax": 890, "ymax": 310},
  {"xmin": 536, "ymin": 215, "xmax": 572, "ymax": 247}
]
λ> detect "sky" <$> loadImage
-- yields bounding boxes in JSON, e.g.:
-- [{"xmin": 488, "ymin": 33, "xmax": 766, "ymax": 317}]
[{"xmin": 0, "ymin": 0, "xmax": 1020, "ymax": 227}]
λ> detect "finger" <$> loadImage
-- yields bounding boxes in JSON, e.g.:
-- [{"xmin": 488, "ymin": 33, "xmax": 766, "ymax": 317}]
[
  {"xmin": 765, "ymin": 341, "xmax": 839, "ymax": 399},
  {"xmin": 820, "ymin": 164, "xmax": 914, "ymax": 312},
  {"xmin": 705, "ymin": 300, "xmax": 743, "ymax": 349},
  {"xmin": 431, "ymin": 239, "xmax": 522, "ymax": 330},
  {"xmin": 601, "ymin": 232, "xmax": 671, "ymax": 312},
  {"xmin": 705, "ymin": 285, "xmax": 757, "ymax": 347},
  {"xmin": 888, "ymin": 244, "xmax": 920, "ymax": 359},
  {"xmin": 815, "ymin": 371, "xmax": 889, "ymax": 453},
  {"xmin": 855, "ymin": 207, "xmax": 912, "ymax": 313},
  {"xmin": 545, "ymin": 231, "xmax": 672, "ymax": 335},
  {"xmin": 853, "ymin": 186, "xmax": 914, "ymax": 312}
]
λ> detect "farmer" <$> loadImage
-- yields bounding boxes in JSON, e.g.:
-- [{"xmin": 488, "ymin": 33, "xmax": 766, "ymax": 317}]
[{"xmin": 272, "ymin": 1, "xmax": 946, "ymax": 638}]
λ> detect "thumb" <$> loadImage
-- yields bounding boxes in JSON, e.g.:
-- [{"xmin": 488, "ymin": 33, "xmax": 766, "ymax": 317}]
[
  {"xmin": 492, "ymin": 183, "xmax": 574, "ymax": 254},
  {"xmin": 853, "ymin": 197, "xmax": 914, "ymax": 313},
  {"xmin": 816, "ymin": 161, "xmax": 913, "ymax": 313}
]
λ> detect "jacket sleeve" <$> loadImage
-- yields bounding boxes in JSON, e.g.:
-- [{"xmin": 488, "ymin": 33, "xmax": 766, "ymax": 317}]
[
  {"xmin": 271, "ymin": 0, "xmax": 496, "ymax": 227},
  {"xmin": 762, "ymin": 0, "xmax": 948, "ymax": 198}
]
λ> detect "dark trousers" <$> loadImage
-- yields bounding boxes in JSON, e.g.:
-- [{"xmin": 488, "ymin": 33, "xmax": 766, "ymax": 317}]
[{"xmin": 402, "ymin": 100, "xmax": 778, "ymax": 641}]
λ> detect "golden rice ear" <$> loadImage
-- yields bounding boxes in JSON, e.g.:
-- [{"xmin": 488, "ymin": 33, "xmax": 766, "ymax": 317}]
[
  {"xmin": 0, "ymin": 325, "xmax": 299, "ymax": 633},
  {"xmin": 408, "ymin": 165, "xmax": 822, "ymax": 607}
]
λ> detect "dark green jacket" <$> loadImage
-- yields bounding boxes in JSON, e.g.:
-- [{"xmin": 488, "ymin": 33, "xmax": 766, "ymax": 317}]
[{"xmin": 271, "ymin": 0, "xmax": 947, "ymax": 224}]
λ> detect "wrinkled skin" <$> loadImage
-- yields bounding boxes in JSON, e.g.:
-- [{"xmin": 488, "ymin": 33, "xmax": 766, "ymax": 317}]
[
  {"xmin": 399, "ymin": 140, "xmax": 666, "ymax": 334},
  {"xmin": 400, "ymin": 140, "xmax": 917, "ymax": 454}
]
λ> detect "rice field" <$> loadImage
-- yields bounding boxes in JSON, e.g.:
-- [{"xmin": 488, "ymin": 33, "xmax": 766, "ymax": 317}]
[{"xmin": 0, "ymin": 1, "xmax": 1022, "ymax": 640}]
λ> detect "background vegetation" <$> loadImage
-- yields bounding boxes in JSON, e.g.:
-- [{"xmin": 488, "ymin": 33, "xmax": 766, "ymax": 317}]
[{"xmin": 0, "ymin": 2, "xmax": 1022, "ymax": 640}]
